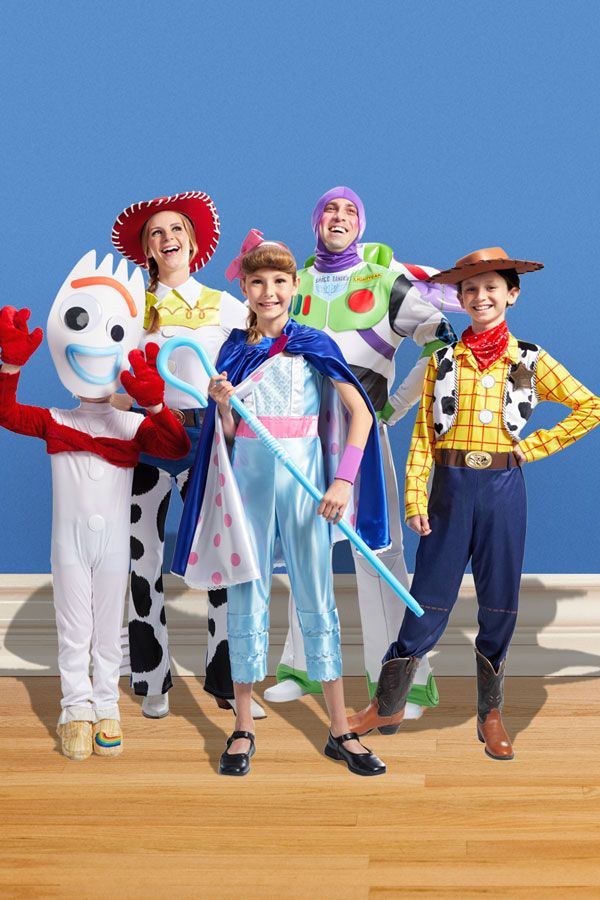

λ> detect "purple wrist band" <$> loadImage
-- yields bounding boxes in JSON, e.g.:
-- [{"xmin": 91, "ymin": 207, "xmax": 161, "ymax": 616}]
[{"xmin": 335, "ymin": 444, "xmax": 364, "ymax": 484}]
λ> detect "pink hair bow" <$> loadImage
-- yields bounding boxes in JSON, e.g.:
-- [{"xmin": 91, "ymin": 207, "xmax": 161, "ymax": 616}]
[{"xmin": 225, "ymin": 228, "xmax": 265, "ymax": 281}]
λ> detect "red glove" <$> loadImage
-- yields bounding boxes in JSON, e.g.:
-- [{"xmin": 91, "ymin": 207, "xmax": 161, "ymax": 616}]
[
  {"xmin": 0, "ymin": 307, "xmax": 43, "ymax": 366},
  {"xmin": 120, "ymin": 342, "xmax": 165, "ymax": 409}
]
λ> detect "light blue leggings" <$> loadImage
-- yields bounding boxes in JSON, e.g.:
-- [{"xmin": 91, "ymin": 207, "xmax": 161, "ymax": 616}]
[{"xmin": 227, "ymin": 433, "xmax": 342, "ymax": 684}]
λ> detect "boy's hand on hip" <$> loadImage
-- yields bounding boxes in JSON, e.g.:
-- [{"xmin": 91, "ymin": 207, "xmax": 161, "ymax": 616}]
[
  {"xmin": 408, "ymin": 514, "xmax": 431, "ymax": 536},
  {"xmin": 512, "ymin": 443, "xmax": 526, "ymax": 465}
]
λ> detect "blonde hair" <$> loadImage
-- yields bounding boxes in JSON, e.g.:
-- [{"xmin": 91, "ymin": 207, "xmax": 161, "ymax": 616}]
[
  {"xmin": 141, "ymin": 212, "xmax": 199, "ymax": 332},
  {"xmin": 241, "ymin": 243, "xmax": 297, "ymax": 345}
]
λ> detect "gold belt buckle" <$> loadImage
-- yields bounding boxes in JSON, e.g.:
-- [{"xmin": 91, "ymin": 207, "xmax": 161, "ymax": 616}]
[
  {"xmin": 172, "ymin": 409, "xmax": 186, "ymax": 425},
  {"xmin": 465, "ymin": 450, "xmax": 492, "ymax": 469}
]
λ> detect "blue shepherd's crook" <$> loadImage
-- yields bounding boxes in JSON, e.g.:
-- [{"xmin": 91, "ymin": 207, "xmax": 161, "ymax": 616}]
[{"xmin": 157, "ymin": 338, "xmax": 423, "ymax": 618}]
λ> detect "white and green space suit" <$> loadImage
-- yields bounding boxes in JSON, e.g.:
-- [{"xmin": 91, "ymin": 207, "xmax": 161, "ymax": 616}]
[{"xmin": 273, "ymin": 245, "xmax": 457, "ymax": 710}]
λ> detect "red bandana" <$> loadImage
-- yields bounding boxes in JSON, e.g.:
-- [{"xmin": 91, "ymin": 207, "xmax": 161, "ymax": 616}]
[{"xmin": 461, "ymin": 320, "xmax": 509, "ymax": 371}]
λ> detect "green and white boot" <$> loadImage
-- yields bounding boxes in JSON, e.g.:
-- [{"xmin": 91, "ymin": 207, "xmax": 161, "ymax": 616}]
[{"xmin": 263, "ymin": 665, "xmax": 322, "ymax": 702}]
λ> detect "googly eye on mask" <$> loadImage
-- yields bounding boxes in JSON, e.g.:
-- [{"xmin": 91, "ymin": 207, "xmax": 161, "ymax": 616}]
[{"xmin": 47, "ymin": 250, "xmax": 146, "ymax": 398}]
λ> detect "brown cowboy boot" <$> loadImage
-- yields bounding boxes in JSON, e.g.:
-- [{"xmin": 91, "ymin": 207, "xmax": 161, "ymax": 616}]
[
  {"xmin": 348, "ymin": 657, "xmax": 419, "ymax": 736},
  {"xmin": 475, "ymin": 649, "xmax": 514, "ymax": 760}
]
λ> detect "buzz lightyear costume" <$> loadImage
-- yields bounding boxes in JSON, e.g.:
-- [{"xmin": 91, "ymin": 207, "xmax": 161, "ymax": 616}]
[
  {"xmin": 266, "ymin": 187, "xmax": 458, "ymax": 713},
  {"xmin": 0, "ymin": 252, "xmax": 190, "ymax": 745}
]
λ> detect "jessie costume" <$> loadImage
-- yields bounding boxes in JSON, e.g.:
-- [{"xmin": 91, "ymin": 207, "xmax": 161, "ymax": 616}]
[{"xmin": 112, "ymin": 192, "xmax": 248, "ymax": 708}]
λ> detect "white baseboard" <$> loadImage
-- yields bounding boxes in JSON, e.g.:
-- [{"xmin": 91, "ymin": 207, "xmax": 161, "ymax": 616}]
[{"xmin": 1, "ymin": 573, "xmax": 600, "ymax": 677}]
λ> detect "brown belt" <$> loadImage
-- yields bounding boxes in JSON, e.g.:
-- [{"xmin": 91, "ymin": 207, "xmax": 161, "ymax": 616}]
[
  {"xmin": 171, "ymin": 408, "xmax": 202, "ymax": 427},
  {"xmin": 434, "ymin": 448, "xmax": 519, "ymax": 470},
  {"xmin": 134, "ymin": 407, "xmax": 202, "ymax": 427}
]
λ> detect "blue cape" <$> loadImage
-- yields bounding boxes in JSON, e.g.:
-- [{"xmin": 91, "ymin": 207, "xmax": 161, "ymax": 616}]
[{"xmin": 172, "ymin": 318, "xmax": 389, "ymax": 576}]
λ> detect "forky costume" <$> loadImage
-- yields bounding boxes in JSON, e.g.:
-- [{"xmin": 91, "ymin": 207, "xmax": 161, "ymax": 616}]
[{"xmin": 0, "ymin": 252, "xmax": 190, "ymax": 761}]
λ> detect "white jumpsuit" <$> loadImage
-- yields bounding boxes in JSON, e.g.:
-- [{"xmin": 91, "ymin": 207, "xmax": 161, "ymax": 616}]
[
  {"xmin": 0, "ymin": 368, "xmax": 187, "ymax": 726},
  {"xmin": 49, "ymin": 402, "xmax": 144, "ymax": 723}
]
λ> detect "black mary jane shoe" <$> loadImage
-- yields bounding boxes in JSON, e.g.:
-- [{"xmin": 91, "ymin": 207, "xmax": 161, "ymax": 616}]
[
  {"xmin": 323, "ymin": 731, "xmax": 386, "ymax": 776},
  {"xmin": 218, "ymin": 730, "xmax": 256, "ymax": 777}
]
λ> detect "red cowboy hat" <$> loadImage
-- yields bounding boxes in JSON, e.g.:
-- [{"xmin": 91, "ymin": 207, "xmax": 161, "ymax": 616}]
[
  {"xmin": 111, "ymin": 191, "xmax": 220, "ymax": 273},
  {"xmin": 427, "ymin": 247, "xmax": 544, "ymax": 285}
]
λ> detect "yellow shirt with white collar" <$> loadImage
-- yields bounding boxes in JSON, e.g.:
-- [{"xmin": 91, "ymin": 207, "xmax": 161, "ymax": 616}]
[
  {"xmin": 405, "ymin": 334, "xmax": 600, "ymax": 519},
  {"xmin": 141, "ymin": 276, "xmax": 247, "ymax": 410}
]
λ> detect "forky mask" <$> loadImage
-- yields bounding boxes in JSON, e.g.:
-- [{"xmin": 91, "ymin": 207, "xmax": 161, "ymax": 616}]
[{"xmin": 46, "ymin": 250, "xmax": 145, "ymax": 399}]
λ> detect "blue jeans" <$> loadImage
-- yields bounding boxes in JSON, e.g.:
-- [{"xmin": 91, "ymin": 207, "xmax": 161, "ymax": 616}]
[{"xmin": 386, "ymin": 462, "xmax": 526, "ymax": 670}]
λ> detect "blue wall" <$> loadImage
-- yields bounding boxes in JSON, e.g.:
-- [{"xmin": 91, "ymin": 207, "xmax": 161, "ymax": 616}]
[{"xmin": 1, "ymin": 1, "xmax": 599, "ymax": 572}]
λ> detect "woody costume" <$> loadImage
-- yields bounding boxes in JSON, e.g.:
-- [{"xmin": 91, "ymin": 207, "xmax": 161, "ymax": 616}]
[{"xmin": 349, "ymin": 248, "xmax": 600, "ymax": 759}]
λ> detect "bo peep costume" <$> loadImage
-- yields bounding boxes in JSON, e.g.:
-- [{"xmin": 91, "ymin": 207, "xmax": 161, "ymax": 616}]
[
  {"xmin": 172, "ymin": 319, "xmax": 390, "ymax": 687},
  {"xmin": 228, "ymin": 349, "xmax": 342, "ymax": 682}
]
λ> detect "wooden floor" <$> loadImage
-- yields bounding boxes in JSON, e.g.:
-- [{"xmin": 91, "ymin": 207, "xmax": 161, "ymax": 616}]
[{"xmin": 1, "ymin": 676, "xmax": 600, "ymax": 899}]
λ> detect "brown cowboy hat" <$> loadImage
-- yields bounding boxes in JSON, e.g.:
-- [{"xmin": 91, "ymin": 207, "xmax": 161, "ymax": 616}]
[{"xmin": 427, "ymin": 247, "xmax": 544, "ymax": 285}]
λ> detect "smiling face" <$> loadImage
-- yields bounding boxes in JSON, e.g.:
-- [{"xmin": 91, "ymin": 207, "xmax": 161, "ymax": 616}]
[
  {"xmin": 319, "ymin": 198, "xmax": 360, "ymax": 253},
  {"xmin": 240, "ymin": 267, "xmax": 298, "ymax": 337},
  {"xmin": 458, "ymin": 271, "xmax": 520, "ymax": 333},
  {"xmin": 46, "ymin": 250, "xmax": 145, "ymax": 398},
  {"xmin": 142, "ymin": 211, "xmax": 195, "ymax": 281}
]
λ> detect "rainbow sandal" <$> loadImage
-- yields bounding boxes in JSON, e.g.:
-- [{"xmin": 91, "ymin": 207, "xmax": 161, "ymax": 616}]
[{"xmin": 93, "ymin": 719, "xmax": 123, "ymax": 757}]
